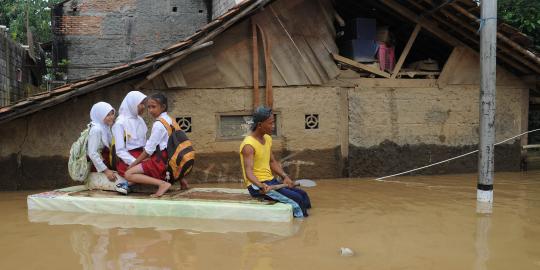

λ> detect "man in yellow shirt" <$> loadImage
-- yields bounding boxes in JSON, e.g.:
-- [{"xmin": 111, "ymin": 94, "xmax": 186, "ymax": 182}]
[{"xmin": 240, "ymin": 106, "xmax": 311, "ymax": 217}]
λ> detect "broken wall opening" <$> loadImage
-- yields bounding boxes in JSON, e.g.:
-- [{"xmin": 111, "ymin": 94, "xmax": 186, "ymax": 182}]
[{"xmin": 332, "ymin": 0, "xmax": 455, "ymax": 79}]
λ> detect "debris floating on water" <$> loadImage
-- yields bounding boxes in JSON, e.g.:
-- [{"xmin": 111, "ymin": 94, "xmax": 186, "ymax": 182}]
[{"xmin": 340, "ymin": 247, "xmax": 354, "ymax": 256}]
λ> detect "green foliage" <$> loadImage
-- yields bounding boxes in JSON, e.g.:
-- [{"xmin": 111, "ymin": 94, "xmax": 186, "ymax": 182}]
[
  {"xmin": 498, "ymin": 0, "xmax": 540, "ymax": 50},
  {"xmin": 0, "ymin": 0, "xmax": 63, "ymax": 44}
]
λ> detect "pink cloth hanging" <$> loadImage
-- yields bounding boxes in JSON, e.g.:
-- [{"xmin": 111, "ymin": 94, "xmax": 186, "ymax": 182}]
[{"xmin": 378, "ymin": 42, "xmax": 395, "ymax": 72}]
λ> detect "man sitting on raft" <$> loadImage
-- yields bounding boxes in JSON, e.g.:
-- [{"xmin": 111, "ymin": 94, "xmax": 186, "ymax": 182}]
[{"xmin": 239, "ymin": 106, "xmax": 311, "ymax": 217}]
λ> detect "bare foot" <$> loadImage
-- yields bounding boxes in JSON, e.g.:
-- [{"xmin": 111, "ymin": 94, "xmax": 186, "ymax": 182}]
[
  {"xmin": 151, "ymin": 181, "xmax": 171, "ymax": 197},
  {"xmin": 180, "ymin": 179, "xmax": 189, "ymax": 190}
]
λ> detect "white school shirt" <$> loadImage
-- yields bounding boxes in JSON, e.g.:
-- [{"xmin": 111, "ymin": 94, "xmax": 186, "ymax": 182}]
[
  {"xmin": 144, "ymin": 112, "xmax": 172, "ymax": 155},
  {"xmin": 112, "ymin": 116, "xmax": 147, "ymax": 165},
  {"xmin": 87, "ymin": 124, "xmax": 109, "ymax": 172}
]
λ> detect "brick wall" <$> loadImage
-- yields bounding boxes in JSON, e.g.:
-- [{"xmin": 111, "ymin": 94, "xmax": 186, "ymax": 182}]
[
  {"xmin": 0, "ymin": 33, "xmax": 28, "ymax": 107},
  {"xmin": 53, "ymin": 16, "xmax": 103, "ymax": 35},
  {"xmin": 53, "ymin": 0, "xmax": 209, "ymax": 81}
]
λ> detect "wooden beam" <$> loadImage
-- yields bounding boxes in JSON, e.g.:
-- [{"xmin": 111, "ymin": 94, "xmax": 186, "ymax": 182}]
[
  {"xmin": 252, "ymin": 19, "xmax": 260, "ymax": 109},
  {"xmin": 377, "ymin": 0, "xmax": 464, "ymax": 47},
  {"xmin": 451, "ymin": 3, "xmax": 540, "ymax": 67},
  {"xmin": 140, "ymin": 41, "xmax": 214, "ymax": 86},
  {"xmin": 332, "ymin": 53, "xmax": 391, "ymax": 78},
  {"xmin": 428, "ymin": 9, "xmax": 533, "ymax": 74},
  {"xmin": 391, "ymin": 24, "xmax": 421, "ymax": 79},
  {"xmin": 416, "ymin": 0, "xmax": 538, "ymax": 74},
  {"xmin": 438, "ymin": 9, "xmax": 540, "ymax": 74}
]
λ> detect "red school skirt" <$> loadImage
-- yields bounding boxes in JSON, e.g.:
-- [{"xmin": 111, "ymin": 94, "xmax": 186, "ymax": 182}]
[
  {"xmin": 90, "ymin": 147, "xmax": 112, "ymax": 172},
  {"xmin": 141, "ymin": 150, "xmax": 168, "ymax": 180},
  {"xmin": 116, "ymin": 148, "xmax": 144, "ymax": 177}
]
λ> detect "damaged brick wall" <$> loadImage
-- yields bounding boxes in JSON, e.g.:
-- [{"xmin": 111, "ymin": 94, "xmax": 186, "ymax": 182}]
[{"xmin": 53, "ymin": 0, "xmax": 209, "ymax": 81}]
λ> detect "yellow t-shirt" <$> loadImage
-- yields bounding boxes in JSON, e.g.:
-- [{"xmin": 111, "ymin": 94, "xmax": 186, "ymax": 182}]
[{"xmin": 239, "ymin": 134, "xmax": 274, "ymax": 187}]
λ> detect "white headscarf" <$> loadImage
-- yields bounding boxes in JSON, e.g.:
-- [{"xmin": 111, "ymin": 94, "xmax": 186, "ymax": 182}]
[
  {"xmin": 90, "ymin": 102, "xmax": 115, "ymax": 147},
  {"xmin": 116, "ymin": 91, "xmax": 148, "ymax": 143}
]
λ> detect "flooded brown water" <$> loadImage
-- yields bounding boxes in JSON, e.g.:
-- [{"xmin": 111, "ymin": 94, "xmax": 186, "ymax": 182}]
[{"xmin": 1, "ymin": 171, "xmax": 540, "ymax": 270}]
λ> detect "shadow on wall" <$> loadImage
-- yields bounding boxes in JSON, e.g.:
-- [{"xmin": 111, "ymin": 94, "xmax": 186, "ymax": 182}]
[{"xmin": 0, "ymin": 154, "xmax": 72, "ymax": 190}]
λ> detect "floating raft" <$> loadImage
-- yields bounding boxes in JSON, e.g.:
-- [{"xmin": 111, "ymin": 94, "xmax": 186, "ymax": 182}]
[{"xmin": 27, "ymin": 186, "xmax": 293, "ymax": 222}]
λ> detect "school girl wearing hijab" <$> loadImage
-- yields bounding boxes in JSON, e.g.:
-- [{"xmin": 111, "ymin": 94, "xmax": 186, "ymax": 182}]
[
  {"xmin": 88, "ymin": 102, "xmax": 117, "ymax": 177},
  {"xmin": 112, "ymin": 91, "xmax": 148, "ymax": 194},
  {"xmin": 86, "ymin": 102, "xmax": 128, "ymax": 191}
]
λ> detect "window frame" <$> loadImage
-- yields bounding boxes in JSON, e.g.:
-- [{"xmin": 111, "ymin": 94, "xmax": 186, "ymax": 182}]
[{"xmin": 216, "ymin": 111, "xmax": 281, "ymax": 141}]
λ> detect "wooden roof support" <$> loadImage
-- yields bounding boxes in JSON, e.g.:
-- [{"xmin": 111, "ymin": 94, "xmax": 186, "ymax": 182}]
[
  {"xmin": 332, "ymin": 53, "xmax": 391, "ymax": 78},
  {"xmin": 419, "ymin": 0, "xmax": 457, "ymax": 18},
  {"xmin": 437, "ymin": 9, "xmax": 540, "ymax": 74},
  {"xmin": 135, "ymin": 41, "xmax": 214, "ymax": 89},
  {"xmin": 450, "ymin": 3, "xmax": 540, "ymax": 67},
  {"xmin": 391, "ymin": 24, "xmax": 421, "ymax": 79},
  {"xmin": 252, "ymin": 19, "xmax": 260, "ymax": 109},
  {"xmin": 377, "ymin": 0, "xmax": 464, "ymax": 47},
  {"xmin": 414, "ymin": 0, "xmax": 538, "ymax": 74}
]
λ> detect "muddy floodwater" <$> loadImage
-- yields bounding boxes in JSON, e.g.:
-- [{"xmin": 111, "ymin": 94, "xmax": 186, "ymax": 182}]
[{"xmin": 1, "ymin": 171, "xmax": 540, "ymax": 270}]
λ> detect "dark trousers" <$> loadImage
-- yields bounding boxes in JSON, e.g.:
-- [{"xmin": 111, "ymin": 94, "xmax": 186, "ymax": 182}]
[{"xmin": 248, "ymin": 178, "xmax": 312, "ymax": 216}]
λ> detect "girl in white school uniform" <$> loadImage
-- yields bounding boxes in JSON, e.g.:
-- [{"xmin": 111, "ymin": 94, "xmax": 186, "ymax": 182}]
[
  {"xmin": 124, "ymin": 93, "xmax": 172, "ymax": 197},
  {"xmin": 112, "ymin": 90, "xmax": 148, "ymax": 194},
  {"xmin": 86, "ymin": 102, "xmax": 128, "ymax": 190},
  {"xmin": 88, "ymin": 102, "xmax": 116, "ymax": 178}
]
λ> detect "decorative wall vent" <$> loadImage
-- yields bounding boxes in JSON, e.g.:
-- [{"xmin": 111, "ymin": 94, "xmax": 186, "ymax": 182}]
[
  {"xmin": 305, "ymin": 114, "xmax": 319, "ymax": 129},
  {"xmin": 176, "ymin": 117, "xmax": 192, "ymax": 133}
]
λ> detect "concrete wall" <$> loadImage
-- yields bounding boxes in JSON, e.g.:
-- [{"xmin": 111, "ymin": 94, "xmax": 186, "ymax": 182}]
[
  {"xmin": 211, "ymin": 0, "xmax": 238, "ymax": 19},
  {"xmin": 53, "ymin": 0, "xmax": 209, "ymax": 81},
  {"xmin": 0, "ymin": 33, "xmax": 28, "ymax": 106},
  {"xmin": 345, "ymin": 80, "xmax": 526, "ymax": 177}
]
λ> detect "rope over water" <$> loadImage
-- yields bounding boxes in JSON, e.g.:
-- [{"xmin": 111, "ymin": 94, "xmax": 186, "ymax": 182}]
[{"xmin": 375, "ymin": 129, "xmax": 540, "ymax": 181}]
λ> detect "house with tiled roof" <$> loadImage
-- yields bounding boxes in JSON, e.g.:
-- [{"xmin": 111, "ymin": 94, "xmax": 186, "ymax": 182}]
[{"xmin": 0, "ymin": 0, "xmax": 538, "ymax": 189}]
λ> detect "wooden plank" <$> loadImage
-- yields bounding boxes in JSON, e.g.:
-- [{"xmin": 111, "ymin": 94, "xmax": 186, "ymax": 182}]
[
  {"xmin": 268, "ymin": 5, "xmax": 322, "ymax": 85},
  {"xmin": 145, "ymin": 41, "xmax": 214, "ymax": 82},
  {"xmin": 377, "ymin": 0, "xmax": 464, "ymax": 47},
  {"xmin": 438, "ymin": 46, "xmax": 467, "ymax": 87},
  {"xmin": 252, "ymin": 19, "xmax": 260, "ymax": 107},
  {"xmin": 252, "ymin": 6, "xmax": 312, "ymax": 85},
  {"xmin": 212, "ymin": 23, "xmax": 268, "ymax": 87},
  {"xmin": 332, "ymin": 53, "xmax": 391, "ymax": 78},
  {"xmin": 162, "ymin": 68, "xmax": 187, "ymax": 88},
  {"xmin": 391, "ymin": 24, "xmax": 421, "ymax": 79},
  {"xmin": 270, "ymin": 0, "xmax": 340, "ymax": 83},
  {"xmin": 177, "ymin": 51, "xmax": 225, "ymax": 88}
]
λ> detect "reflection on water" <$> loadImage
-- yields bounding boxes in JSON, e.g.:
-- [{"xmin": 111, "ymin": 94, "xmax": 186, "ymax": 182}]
[
  {"xmin": 475, "ymin": 211, "xmax": 491, "ymax": 270},
  {"xmin": 0, "ymin": 171, "xmax": 540, "ymax": 269}
]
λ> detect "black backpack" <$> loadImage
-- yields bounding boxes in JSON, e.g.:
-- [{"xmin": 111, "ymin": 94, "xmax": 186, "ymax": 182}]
[{"xmin": 157, "ymin": 117, "xmax": 195, "ymax": 182}]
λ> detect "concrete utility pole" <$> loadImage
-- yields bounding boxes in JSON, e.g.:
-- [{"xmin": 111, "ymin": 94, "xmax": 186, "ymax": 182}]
[{"xmin": 477, "ymin": 0, "xmax": 497, "ymax": 204}]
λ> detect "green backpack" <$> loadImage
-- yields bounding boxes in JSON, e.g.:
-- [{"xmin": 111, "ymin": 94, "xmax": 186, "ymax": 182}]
[{"xmin": 68, "ymin": 125, "xmax": 91, "ymax": 182}]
